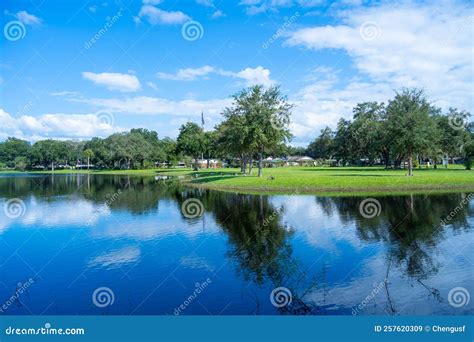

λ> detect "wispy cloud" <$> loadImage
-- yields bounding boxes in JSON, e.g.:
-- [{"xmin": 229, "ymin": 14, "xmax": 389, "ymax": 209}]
[
  {"xmin": 82, "ymin": 72, "xmax": 141, "ymax": 92},
  {"xmin": 136, "ymin": 4, "xmax": 190, "ymax": 24},
  {"xmin": 156, "ymin": 65, "xmax": 275, "ymax": 86},
  {"xmin": 15, "ymin": 10, "xmax": 42, "ymax": 25}
]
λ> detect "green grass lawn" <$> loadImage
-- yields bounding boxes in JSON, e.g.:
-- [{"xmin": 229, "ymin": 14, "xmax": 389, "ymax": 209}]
[
  {"xmin": 2, "ymin": 166, "xmax": 473, "ymax": 194},
  {"xmin": 159, "ymin": 166, "xmax": 474, "ymax": 194}
]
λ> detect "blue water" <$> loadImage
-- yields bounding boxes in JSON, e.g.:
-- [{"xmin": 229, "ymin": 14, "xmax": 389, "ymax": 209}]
[{"xmin": 0, "ymin": 174, "xmax": 472, "ymax": 315}]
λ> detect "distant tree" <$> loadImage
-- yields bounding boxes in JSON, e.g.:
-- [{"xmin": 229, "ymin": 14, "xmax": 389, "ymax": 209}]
[
  {"xmin": 176, "ymin": 122, "xmax": 205, "ymax": 170},
  {"xmin": 223, "ymin": 85, "xmax": 293, "ymax": 177},
  {"xmin": 333, "ymin": 118, "xmax": 353, "ymax": 165},
  {"xmin": 83, "ymin": 149, "xmax": 95, "ymax": 170},
  {"xmin": 307, "ymin": 126, "xmax": 334, "ymax": 160},
  {"xmin": 0, "ymin": 137, "xmax": 31, "ymax": 168},
  {"xmin": 385, "ymin": 88, "xmax": 436, "ymax": 176}
]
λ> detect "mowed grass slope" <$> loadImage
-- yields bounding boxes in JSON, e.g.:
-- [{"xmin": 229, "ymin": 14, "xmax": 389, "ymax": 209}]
[{"xmin": 160, "ymin": 166, "xmax": 474, "ymax": 193}]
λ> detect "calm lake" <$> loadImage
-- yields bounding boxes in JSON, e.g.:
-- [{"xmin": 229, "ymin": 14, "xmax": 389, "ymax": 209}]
[{"xmin": 0, "ymin": 174, "xmax": 472, "ymax": 315}]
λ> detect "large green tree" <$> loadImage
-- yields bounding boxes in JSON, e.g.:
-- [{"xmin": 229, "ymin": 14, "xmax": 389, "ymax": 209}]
[
  {"xmin": 385, "ymin": 89, "xmax": 436, "ymax": 176},
  {"xmin": 176, "ymin": 122, "xmax": 205, "ymax": 170}
]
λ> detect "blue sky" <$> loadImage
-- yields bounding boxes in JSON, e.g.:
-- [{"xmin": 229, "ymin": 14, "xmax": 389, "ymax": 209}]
[{"xmin": 1, "ymin": 0, "xmax": 472, "ymax": 145}]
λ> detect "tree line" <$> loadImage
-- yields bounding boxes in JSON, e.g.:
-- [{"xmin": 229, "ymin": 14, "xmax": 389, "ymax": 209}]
[{"xmin": 0, "ymin": 86, "xmax": 472, "ymax": 176}]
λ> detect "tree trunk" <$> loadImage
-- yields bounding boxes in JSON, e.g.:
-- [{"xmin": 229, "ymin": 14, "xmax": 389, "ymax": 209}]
[
  {"xmin": 407, "ymin": 154, "xmax": 413, "ymax": 176},
  {"xmin": 258, "ymin": 150, "xmax": 263, "ymax": 177},
  {"xmin": 445, "ymin": 154, "xmax": 448, "ymax": 168},
  {"xmin": 194, "ymin": 156, "xmax": 199, "ymax": 171},
  {"xmin": 87, "ymin": 156, "xmax": 90, "ymax": 170},
  {"xmin": 51, "ymin": 161, "xmax": 55, "ymax": 172},
  {"xmin": 240, "ymin": 154, "xmax": 245, "ymax": 173},
  {"xmin": 249, "ymin": 157, "xmax": 253, "ymax": 175},
  {"xmin": 243, "ymin": 156, "xmax": 247, "ymax": 175}
]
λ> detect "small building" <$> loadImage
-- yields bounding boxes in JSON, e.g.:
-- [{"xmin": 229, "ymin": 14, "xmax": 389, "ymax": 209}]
[{"xmin": 287, "ymin": 156, "xmax": 315, "ymax": 166}]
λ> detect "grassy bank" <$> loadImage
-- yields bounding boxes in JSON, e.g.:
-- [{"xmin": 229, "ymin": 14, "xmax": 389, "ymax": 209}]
[
  {"xmin": 158, "ymin": 166, "xmax": 474, "ymax": 194},
  {"xmin": 2, "ymin": 166, "xmax": 473, "ymax": 194}
]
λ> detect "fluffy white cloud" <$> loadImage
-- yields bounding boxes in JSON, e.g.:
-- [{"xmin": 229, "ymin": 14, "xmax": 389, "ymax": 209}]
[
  {"xmin": 76, "ymin": 96, "xmax": 231, "ymax": 117},
  {"xmin": 284, "ymin": 1, "xmax": 473, "ymax": 143},
  {"xmin": 0, "ymin": 108, "xmax": 121, "ymax": 141},
  {"xmin": 286, "ymin": 2, "xmax": 473, "ymax": 111},
  {"xmin": 156, "ymin": 65, "xmax": 275, "ymax": 86},
  {"xmin": 82, "ymin": 72, "xmax": 141, "ymax": 92},
  {"xmin": 157, "ymin": 65, "xmax": 215, "ymax": 81},
  {"xmin": 230, "ymin": 66, "xmax": 275, "ymax": 87},
  {"xmin": 136, "ymin": 5, "xmax": 190, "ymax": 25},
  {"xmin": 15, "ymin": 11, "xmax": 42, "ymax": 25}
]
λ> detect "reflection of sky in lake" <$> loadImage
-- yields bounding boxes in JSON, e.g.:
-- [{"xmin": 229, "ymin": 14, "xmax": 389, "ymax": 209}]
[{"xmin": 0, "ymin": 175, "xmax": 472, "ymax": 315}]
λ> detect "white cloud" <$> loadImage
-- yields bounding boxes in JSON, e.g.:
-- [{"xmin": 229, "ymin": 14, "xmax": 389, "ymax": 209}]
[
  {"xmin": 137, "ymin": 5, "xmax": 190, "ymax": 25},
  {"xmin": 286, "ymin": 2, "xmax": 473, "ymax": 112},
  {"xmin": 15, "ymin": 11, "xmax": 42, "ymax": 25},
  {"xmin": 156, "ymin": 65, "xmax": 276, "ymax": 86},
  {"xmin": 75, "ymin": 96, "xmax": 231, "ymax": 117},
  {"xmin": 230, "ymin": 66, "xmax": 275, "ymax": 87},
  {"xmin": 211, "ymin": 10, "xmax": 225, "ymax": 18},
  {"xmin": 82, "ymin": 72, "xmax": 141, "ymax": 92},
  {"xmin": 157, "ymin": 65, "xmax": 215, "ymax": 81},
  {"xmin": 0, "ymin": 108, "xmax": 121, "ymax": 141},
  {"xmin": 283, "ymin": 1, "xmax": 473, "ymax": 143}
]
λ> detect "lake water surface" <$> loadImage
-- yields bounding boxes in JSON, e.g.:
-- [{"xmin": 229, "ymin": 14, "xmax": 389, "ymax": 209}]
[{"xmin": 0, "ymin": 174, "xmax": 472, "ymax": 315}]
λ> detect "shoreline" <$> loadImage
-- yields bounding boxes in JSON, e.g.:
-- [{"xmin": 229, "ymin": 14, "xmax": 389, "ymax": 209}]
[{"xmin": 1, "ymin": 167, "xmax": 473, "ymax": 196}]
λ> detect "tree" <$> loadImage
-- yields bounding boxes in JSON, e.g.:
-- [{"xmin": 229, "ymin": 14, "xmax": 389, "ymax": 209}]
[
  {"xmin": 83, "ymin": 149, "xmax": 95, "ymax": 170},
  {"xmin": 385, "ymin": 89, "xmax": 435, "ymax": 176},
  {"xmin": 223, "ymin": 85, "xmax": 293, "ymax": 177},
  {"xmin": 176, "ymin": 122, "xmax": 205, "ymax": 170},
  {"xmin": 307, "ymin": 126, "xmax": 334, "ymax": 160}
]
